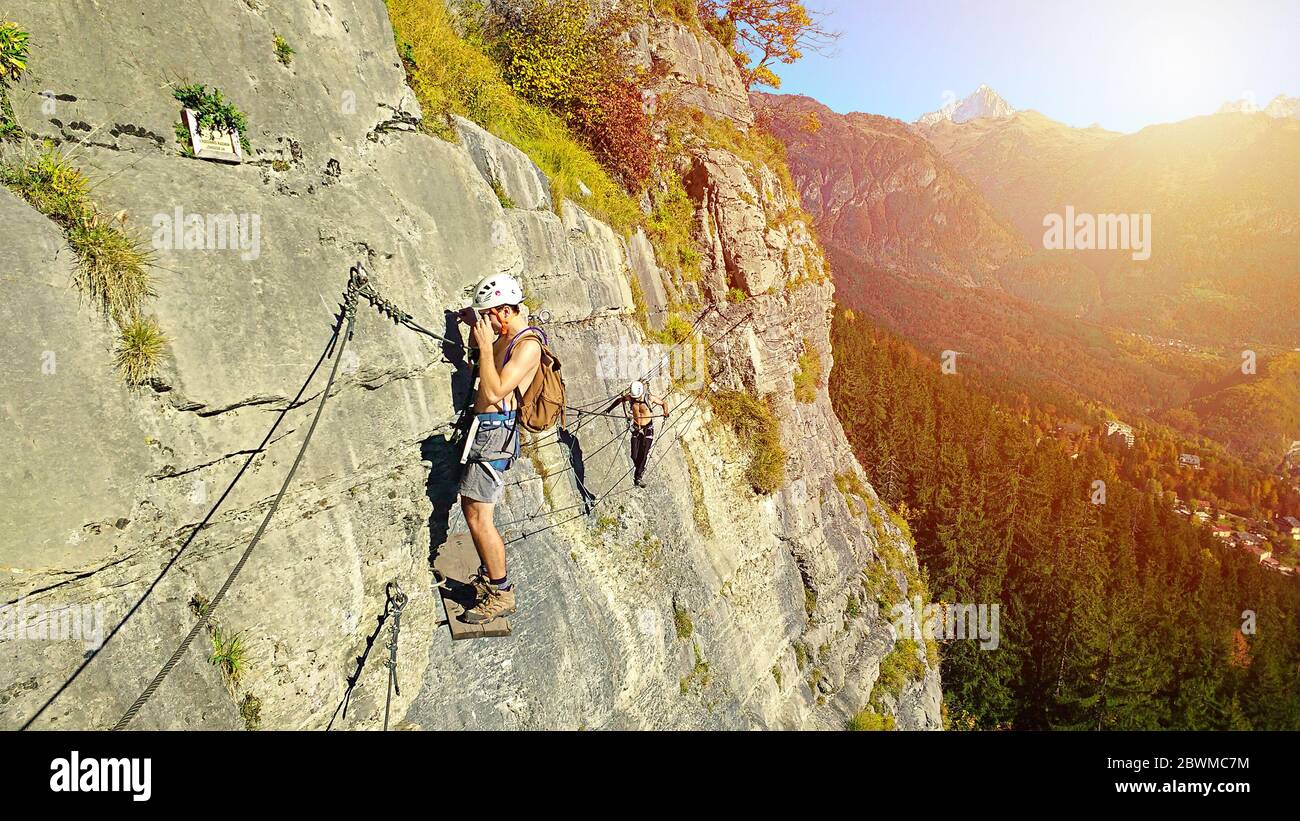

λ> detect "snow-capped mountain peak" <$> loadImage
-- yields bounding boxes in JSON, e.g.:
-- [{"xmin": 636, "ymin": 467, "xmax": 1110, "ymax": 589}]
[
  {"xmin": 916, "ymin": 85, "xmax": 1016, "ymax": 127},
  {"xmin": 1217, "ymin": 93, "xmax": 1299, "ymax": 119}
]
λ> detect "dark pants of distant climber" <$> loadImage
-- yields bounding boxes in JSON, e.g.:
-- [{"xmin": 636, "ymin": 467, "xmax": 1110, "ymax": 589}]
[{"xmin": 631, "ymin": 423, "xmax": 654, "ymax": 486}]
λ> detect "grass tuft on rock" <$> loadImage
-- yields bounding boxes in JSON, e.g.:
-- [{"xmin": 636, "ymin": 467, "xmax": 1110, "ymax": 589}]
[
  {"xmin": 273, "ymin": 33, "xmax": 295, "ymax": 66},
  {"xmin": 68, "ymin": 211, "xmax": 154, "ymax": 323},
  {"xmin": 490, "ymin": 175, "xmax": 514, "ymax": 208},
  {"xmin": 114, "ymin": 315, "xmax": 167, "ymax": 385},
  {"xmin": 673, "ymin": 603, "xmax": 694, "ymax": 639},
  {"xmin": 0, "ymin": 144, "xmax": 91, "ymax": 222},
  {"xmin": 847, "ymin": 708, "xmax": 895, "ymax": 731},
  {"xmin": 210, "ymin": 627, "xmax": 247, "ymax": 694},
  {"xmin": 792, "ymin": 338, "xmax": 821, "ymax": 403},
  {"xmin": 645, "ymin": 171, "xmax": 701, "ymax": 286},
  {"xmin": 3, "ymin": 144, "xmax": 156, "ymax": 331}
]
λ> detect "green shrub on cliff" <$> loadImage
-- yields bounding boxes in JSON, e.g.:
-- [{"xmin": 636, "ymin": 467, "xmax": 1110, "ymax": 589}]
[
  {"xmin": 0, "ymin": 21, "xmax": 28, "ymax": 82},
  {"xmin": 273, "ymin": 33, "xmax": 295, "ymax": 66},
  {"xmin": 387, "ymin": 0, "xmax": 704, "ymax": 280},
  {"xmin": 172, "ymin": 83, "xmax": 251, "ymax": 153},
  {"xmin": 491, "ymin": 0, "xmax": 657, "ymax": 191},
  {"xmin": 658, "ymin": 0, "xmax": 702, "ymax": 27},
  {"xmin": 0, "ymin": 90, "xmax": 20, "ymax": 141},
  {"xmin": 646, "ymin": 171, "xmax": 701, "ymax": 286},
  {"xmin": 494, "ymin": 0, "xmax": 602, "ymax": 111},
  {"xmin": 707, "ymin": 389, "xmax": 787, "ymax": 493},
  {"xmin": 872, "ymin": 638, "xmax": 926, "ymax": 710},
  {"xmin": 0, "ymin": 21, "xmax": 28, "ymax": 141}
]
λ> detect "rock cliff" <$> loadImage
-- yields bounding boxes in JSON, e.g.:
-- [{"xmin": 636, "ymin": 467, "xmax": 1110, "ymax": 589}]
[{"xmin": 0, "ymin": 1, "xmax": 941, "ymax": 730}]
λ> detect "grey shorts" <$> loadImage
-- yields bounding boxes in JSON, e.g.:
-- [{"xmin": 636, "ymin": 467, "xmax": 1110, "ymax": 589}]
[
  {"xmin": 459, "ymin": 460, "xmax": 507, "ymax": 504},
  {"xmin": 457, "ymin": 414, "xmax": 519, "ymax": 505}
]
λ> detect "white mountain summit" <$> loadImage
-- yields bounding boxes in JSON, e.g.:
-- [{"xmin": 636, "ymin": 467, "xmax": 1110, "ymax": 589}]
[
  {"xmin": 1217, "ymin": 93, "xmax": 1300, "ymax": 119},
  {"xmin": 916, "ymin": 84, "xmax": 1016, "ymax": 127}
]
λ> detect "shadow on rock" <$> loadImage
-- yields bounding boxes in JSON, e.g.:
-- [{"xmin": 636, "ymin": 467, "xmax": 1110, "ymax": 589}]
[{"xmin": 423, "ymin": 311, "xmax": 472, "ymax": 567}]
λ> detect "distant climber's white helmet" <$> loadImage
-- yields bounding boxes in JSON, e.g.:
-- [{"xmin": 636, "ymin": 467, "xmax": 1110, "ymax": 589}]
[
  {"xmin": 471, "ymin": 273, "xmax": 525, "ymax": 311},
  {"xmin": 629, "ymin": 380, "xmax": 646, "ymax": 399}
]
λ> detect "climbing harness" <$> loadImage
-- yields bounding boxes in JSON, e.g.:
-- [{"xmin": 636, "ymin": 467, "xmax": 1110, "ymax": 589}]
[
  {"xmin": 473, "ymin": 410, "xmax": 522, "ymax": 475},
  {"xmin": 383, "ymin": 581, "xmax": 409, "ymax": 732}
]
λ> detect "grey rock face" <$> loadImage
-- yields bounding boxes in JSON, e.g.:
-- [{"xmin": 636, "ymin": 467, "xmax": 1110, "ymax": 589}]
[
  {"xmin": 630, "ymin": 18, "xmax": 754, "ymax": 129},
  {"xmin": 455, "ymin": 116, "xmax": 553, "ymax": 212},
  {"xmin": 0, "ymin": 0, "xmax": 940, "ymax": 731}
]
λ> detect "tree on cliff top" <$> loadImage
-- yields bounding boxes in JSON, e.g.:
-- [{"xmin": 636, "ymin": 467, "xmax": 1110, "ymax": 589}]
[
  {"xmin": 698, "ymin": 0, "xmax": 838, "ymax": 90},
  {"xmin": 492, "ymin": 0, "xmax": 659, "ymax": 190}
]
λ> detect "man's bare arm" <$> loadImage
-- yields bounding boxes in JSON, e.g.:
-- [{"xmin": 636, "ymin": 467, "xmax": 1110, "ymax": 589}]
[{"xmin": 477, "ymin": 337, "xmax": 541, "ymax": 405}]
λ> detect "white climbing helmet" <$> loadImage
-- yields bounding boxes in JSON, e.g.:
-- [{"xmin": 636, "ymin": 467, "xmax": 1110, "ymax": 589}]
[
  {"xmin": 629, "ymin": 380, "xmax": 646, "ymax": 399},
  {"xmin": 471, "ymin": 273, "xmax": 525, "ymax": 311}
]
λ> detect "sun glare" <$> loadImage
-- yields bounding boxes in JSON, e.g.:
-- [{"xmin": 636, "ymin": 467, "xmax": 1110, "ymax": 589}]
[{"xmin": 1128, "ymin": 6, "xmax": 1235, "ymax": 119}]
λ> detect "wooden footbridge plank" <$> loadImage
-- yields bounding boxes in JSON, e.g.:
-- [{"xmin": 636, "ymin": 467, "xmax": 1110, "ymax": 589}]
[{"xmin": 433, "ymin": 532, "xmax": 512, "ymax": 640}]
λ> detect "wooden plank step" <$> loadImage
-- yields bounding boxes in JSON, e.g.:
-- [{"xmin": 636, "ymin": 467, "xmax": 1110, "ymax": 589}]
[{"xmin": 433, "ymin": 532, "xmax": 512, "ymax": 640}]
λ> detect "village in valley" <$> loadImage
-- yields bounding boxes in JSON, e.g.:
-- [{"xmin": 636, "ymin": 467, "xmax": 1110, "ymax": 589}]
[
  {"xmin": 1049, "ymin": 421, "xmax": 1300, "ymax": 578},
  {"xmin": 1168, "ymin": 436, "xmax": 1300, "ymax": 578}
]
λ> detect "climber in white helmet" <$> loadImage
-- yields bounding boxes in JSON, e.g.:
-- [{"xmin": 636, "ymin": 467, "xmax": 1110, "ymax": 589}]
[
  {"xmin": 454, "ymin": 272, "xmax": 542, "ymax": 625},
  {"xmin": 604, "ymin": 379, "xmax": 669, "ymax": 488}
]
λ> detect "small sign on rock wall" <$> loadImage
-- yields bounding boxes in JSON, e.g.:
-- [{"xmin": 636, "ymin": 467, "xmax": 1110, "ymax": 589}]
[{"xmin": 181, "ymin": 107, "xmax": 243, "ymax": 164}]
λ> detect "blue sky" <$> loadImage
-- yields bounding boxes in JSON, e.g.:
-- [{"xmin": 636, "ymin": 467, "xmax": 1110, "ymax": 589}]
[{"xmin": 770, "ymin": 0, "xmax": 1299, "ymax": 132}]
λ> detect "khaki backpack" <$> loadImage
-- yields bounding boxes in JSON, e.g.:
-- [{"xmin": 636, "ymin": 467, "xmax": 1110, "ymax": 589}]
[{"xmin": 505, "ymin": 326, "xmax": 565, "ymax": 432}]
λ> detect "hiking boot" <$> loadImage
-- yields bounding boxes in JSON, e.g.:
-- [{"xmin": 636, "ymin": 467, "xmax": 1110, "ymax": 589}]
[
  {"xmin": 468, "ymin": 569, "xmax": 492, "ymax": 604},
  {"xmin": 463, "ymin": 586, "xmax": 517, "ymax": 624}
]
